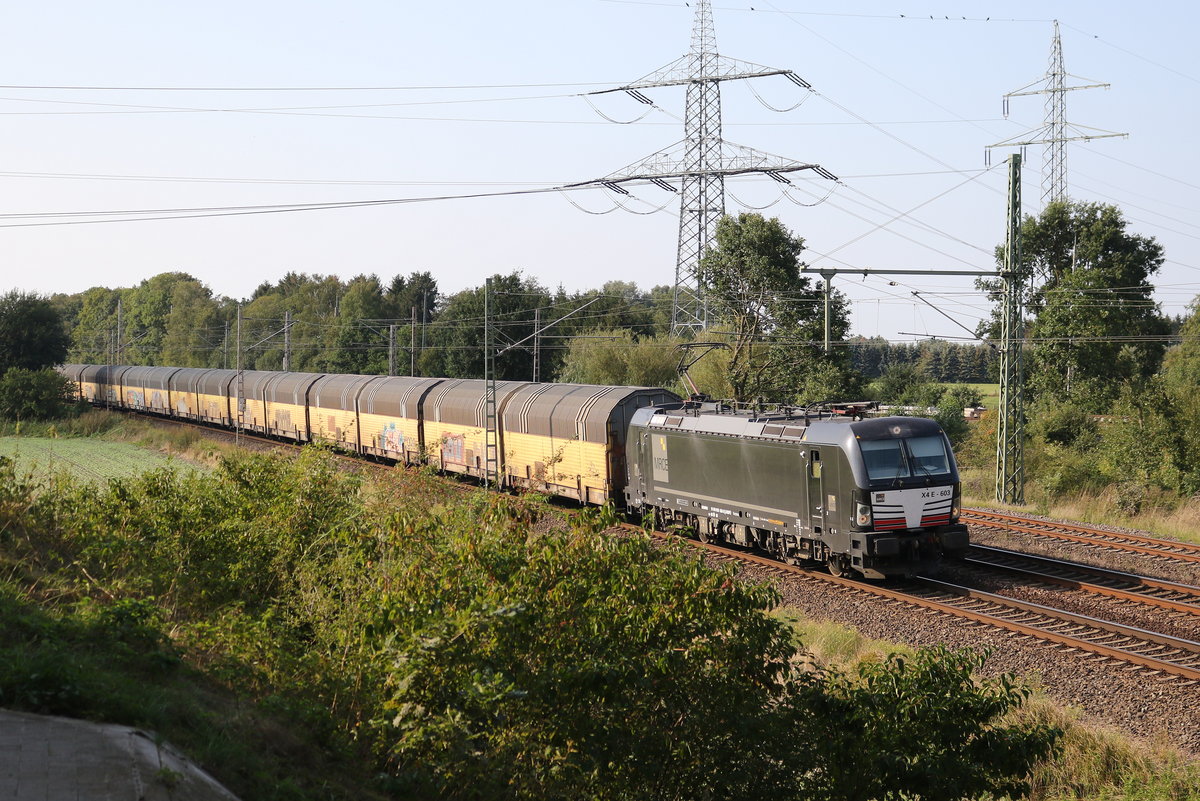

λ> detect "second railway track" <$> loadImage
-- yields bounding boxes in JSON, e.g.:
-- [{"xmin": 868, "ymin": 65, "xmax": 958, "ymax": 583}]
[
  {"xmin": 963, "ymin": 507, "xmax": 1200, "ymax": 567},
  {"xmin": 961, "ymin": 544, "xmax": 1200, "ymax": 616},
  {"xmin": 651, "ymin": 529, "xmax": 1200, "ymax": 684}
]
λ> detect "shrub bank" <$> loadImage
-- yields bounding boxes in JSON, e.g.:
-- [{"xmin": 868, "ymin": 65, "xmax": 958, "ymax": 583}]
[{"xmin": 0, "ymin": 445, "xmax": 1058, "ymax": 801}]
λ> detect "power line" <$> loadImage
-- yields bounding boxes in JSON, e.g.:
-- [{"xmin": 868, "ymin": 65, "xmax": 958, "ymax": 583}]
[{"xmin": 0, "ymin": 81, "xmax": 617, "ymax": 92}]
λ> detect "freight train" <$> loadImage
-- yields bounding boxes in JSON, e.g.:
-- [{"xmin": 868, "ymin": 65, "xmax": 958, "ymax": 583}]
[{"xmin": 57, "ymin": 364, "xmax": 968, "ymax": 579}]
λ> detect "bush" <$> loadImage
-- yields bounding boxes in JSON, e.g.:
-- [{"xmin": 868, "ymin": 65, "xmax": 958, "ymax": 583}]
[
  {"xmin": 1034, "ymin": 450, "xmax": 1107, "ymax": 500},
  {"xmin": 371, "ymin": 500, "xmax": 800, "ymax": 799},
  {"xmin": 2, "ymin": 445, "xmax": 1062, "ymax": 801},
  {"xmin": 791, "ymin": 646, "xmax": 1061, "ymax": 801},
  {"xmin": 1031, "ymin": 401, "xmax": 1099, "ymax": 450},
  {"xmin": 0, "ymin": 368, "xmax": 80, "ymax": 421},
  {"xmin": 938, "ymin": 383, "xmax": 983, "ymax": 414}
]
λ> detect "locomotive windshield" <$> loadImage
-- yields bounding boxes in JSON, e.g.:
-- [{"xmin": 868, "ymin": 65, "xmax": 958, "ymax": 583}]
[{"xmin": 859, "ymin": 435, "xmax": 952, "ymax": 481}]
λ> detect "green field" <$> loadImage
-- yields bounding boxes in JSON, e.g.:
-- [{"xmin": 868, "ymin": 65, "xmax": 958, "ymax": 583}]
[
  {"xmin": 0, "ymin": 437, "xmax": 202, "ymax": 484},
  {"xmin": 962, "ymin": 382, "xmax": 999, "ymax": 409}
]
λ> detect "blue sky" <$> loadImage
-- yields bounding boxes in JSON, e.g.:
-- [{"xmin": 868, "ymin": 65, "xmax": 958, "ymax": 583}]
[{"xmin": 1, "ymin": 1, "xmax": 1196, "ymax": 341}]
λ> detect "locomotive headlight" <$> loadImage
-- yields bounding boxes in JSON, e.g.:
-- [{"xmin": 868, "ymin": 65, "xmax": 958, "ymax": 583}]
[
  {"xmin": 856, "ymin": 502, "xmax": 873, "ymax": 527},
  {"xmin": 951, "ymin": 487, "xmax": 961, "ymax": 522}
]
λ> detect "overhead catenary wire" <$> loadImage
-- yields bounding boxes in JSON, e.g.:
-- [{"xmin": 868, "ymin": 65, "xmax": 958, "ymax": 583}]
[{"xmin": 8, "ymin": 4, "xmax": 1198, "ymax": 337}]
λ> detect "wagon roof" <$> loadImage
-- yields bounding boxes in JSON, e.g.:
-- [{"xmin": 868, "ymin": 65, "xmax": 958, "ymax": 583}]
[
  {"xmin": 358, "ymin": 376, "xmax": 446, "ymax": 418},
  {"xmin": 504, "ymin": 383, "xmax": 680, "ymax": 443}
]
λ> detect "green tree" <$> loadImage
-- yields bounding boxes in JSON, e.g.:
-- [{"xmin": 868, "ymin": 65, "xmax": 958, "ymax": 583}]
[
  {"xmin": 1162, "ymin": 296, "xmax": 1200, "ymax": 393},
  {"xmin": 998, "ymin": 201, "xmax": 1168, "ymax": 411},
  {"xmin": 871, "ymin": 364, "xmax": 928, "ymax": 405},
  {"xmin": 420, "ymin": 272, "xmax": 549, "ymax": 380},
  {"xmin": 0, "ymin": 368, "xmax": 78, "ymax": 420},
  {"xmin": 383, "ymin": 271, "xmax": 440, "ymax": 328},
  {"xmin": 68, "ymin": 286, "xmax": 121, "ymax": 363},
  {"xmin": 159, "ymin": 277, "xmax": 221, "ymax": 367},
  {"xmin": 696, "ymin": 213, "xmax": 852, "ymax": 402},
  {"xmin": 0, "ymin": 290, "xmax": 71, "ymax": 371},
  {"xmin": 1160, "ymin": 298, "xmax": 1200, "ymax": 486},
  {"xmin": 558, "ymin": 328, "xmax": 681, "ymax": 388},
  {"xmin": 1095, "ymin": 379, "xmax": 1197, "ymax": 509},
  {"xmin": 239, "ymin": 272, "xmax": 345, "ymax": 371},
  {"xmin": 329, "ymin": 274, "xmax": 389, "ymax": 374},
  {"xmin": 117, "ymin": 272, "xmax": 208, "ymax": 365}
]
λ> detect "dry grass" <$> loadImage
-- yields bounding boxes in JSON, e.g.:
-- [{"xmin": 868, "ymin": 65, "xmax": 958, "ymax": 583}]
[
  {"xmin": 771, "ymin": 612, "xmax": 914, "ymax": 669},
  {"xmin": 1014, "ymin": 698, "xmax": 1200, "ymax": 801},
  {"xmin": 1045, "ymin": 490, "xmax": 1200, "ymax": 546},
  {"xmin": 773, "ymin": 612, "xmax": 1200, "ymax": 801},
  {"xmin": 962, "ymin": 483, "xmax": 1200, "ymax": 547}
]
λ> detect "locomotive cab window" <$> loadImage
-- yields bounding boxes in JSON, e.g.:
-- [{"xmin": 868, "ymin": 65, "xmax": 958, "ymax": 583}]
[
  {"xmin": 908, "ymin": 435, "xmax": 951, "ymax": 476},
  {"xmin": 860, "ymin": 440, "xmax": 905, "ymax": 480},
  {"xmin": 859, "ymin": 435, "xmax": 952, "ymax": 481},
  {"xmin": 809, "ymin": 450, "xmax": 822, "ymax": 479}
]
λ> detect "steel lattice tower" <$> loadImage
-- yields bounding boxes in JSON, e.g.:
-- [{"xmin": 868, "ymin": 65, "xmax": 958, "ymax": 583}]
[
  {"xmin": 1042, "ymin": 24, "xmax": 1068, "ymax": 205},
  {"xmin": 586, "ymin": 0, "xmax": 833, "ymax": 335},
  {"xmin": 988, "ymin": 21, "xmax": 1125, "ymax": 208},
  {"xmin": 675, "ymin": 0, "xmax": 725, "ymax": 333}
]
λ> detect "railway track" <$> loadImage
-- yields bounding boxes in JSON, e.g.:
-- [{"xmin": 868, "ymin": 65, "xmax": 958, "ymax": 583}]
[
  {"xmin": 962, "ymin": 544, "xmax": 1200, "ymax": 617},
  {"xmin": 962, "ymin": 507, "xmax": 1200, "ymax": 566},
  {"xmin": 649, "ymin": 529, "xmax": 1200, "ymax": 684}
]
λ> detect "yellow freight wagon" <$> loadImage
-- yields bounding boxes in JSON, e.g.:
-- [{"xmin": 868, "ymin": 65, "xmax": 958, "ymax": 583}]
[
  {"xmin": 72, "ymin": 364, "xmax": 101, "ymax": 404},
  {"xmin": 423, "ymin": 379, "xmax": 531, "ymax": 478},
  {"xmin": 308, "ymin": 373, "xmax": 386, "ymax": 451},
  {"xmin": 120, "ymin": 366, "xmax": 181, "ymax": 415},
  {"xmin": 76, "ymin": 364, "xmax": 128, "ymax": 406},
  {"xmin": 119, "ymin": 366, "xmax": 155, "ymax": 411},
  {"xmin": 235, "ymin": 371, "xmax": 277, "ymax": 434},
  {"xmin": 501, "ymin": 384, "xmax": 678, "ymax": 504},
  {"xmin": 358, "ymin": 376, "xmax": 446, "ymax": 463},
  {"xmin": 262, "ymin": 372, "xmax": 323, "ymax": 441},
  {"xmin": 165, "ymin": 367, "xmax": 221, "ymax": 420},
  {"xmin": 192, "ymin": 369, "xmax": 238, "ymax": 426},
  {"xmin": 55, "ymin": 363, "xmax": 678, "ymax": 510},
  {"xmin": 59, "ymin": 365, "xmax": 86, "ymax": 403}
]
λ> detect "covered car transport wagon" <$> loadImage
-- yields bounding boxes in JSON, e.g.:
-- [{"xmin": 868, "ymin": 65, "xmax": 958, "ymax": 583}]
[{"xmin": 500, "ymin": 383, "xmax": 679, "ymax": 504}]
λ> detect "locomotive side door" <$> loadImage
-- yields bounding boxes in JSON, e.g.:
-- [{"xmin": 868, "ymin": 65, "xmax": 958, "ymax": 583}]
[
  {"xmin": 633, "ymin": 431, "xmax": 649, "ymax": 500},
  {"xmin": 807, "ymin": 448, "xmax": 825, "ymax": 535}
]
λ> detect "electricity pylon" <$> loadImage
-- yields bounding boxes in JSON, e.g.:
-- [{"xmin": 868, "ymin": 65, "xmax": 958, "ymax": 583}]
[
  {"xmin": 987, "ymin": 20, "xmax": 1126, "ymax": 206},
  {"xmin": 587, "ymin": 0, "xmax": 833, "ymax": 335}
]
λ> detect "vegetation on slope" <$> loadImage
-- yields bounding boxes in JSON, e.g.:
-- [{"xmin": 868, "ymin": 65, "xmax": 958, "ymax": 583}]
[{"xmin": 0, "ymin": 440, "xmax": 1064, "ymax": 801}]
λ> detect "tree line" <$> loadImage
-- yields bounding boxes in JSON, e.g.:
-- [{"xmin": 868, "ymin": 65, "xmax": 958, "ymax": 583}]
[
  {"xmin": 10, "ymin": 199, "xmax": 1200, "ymax": 489},
  {"xmin": 39, "ymin": 213, "xmax": 991, "ymax": 405}
]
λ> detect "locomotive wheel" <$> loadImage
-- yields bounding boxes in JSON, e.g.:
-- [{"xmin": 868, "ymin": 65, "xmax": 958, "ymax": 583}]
[{"xmin": 827, "ymin": 555, "xmax": 851, "ymax": 578}]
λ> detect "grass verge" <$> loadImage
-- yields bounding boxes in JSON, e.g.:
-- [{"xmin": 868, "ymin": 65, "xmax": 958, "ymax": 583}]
[{"xmin": 774, "ymin": 614, "xmax": 1200, "ymax": 801}]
